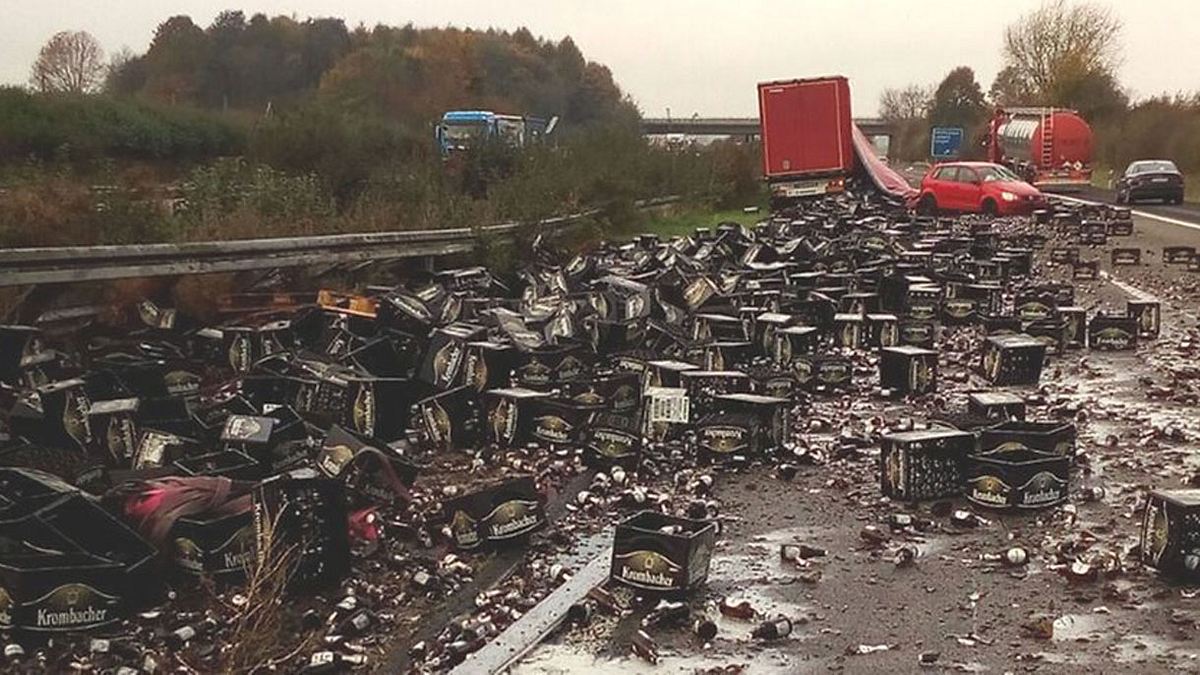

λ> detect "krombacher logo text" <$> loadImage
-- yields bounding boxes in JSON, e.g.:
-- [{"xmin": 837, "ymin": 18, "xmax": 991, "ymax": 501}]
[
  {"xmin": 215, "ymin": 526, "xmax": 256, "ymax": 572},
  {"xmin": 880, "ymin": 323, "xmax": 899, "ymax": 347},
  {"xmin": 451, "ymin": 510, "xmax": 481, "ymax": 548},
  {"xmin": 909, "ymin": 358, "xmax": 933, "ymax": 393},
  {"xmin": 700, "ymin": 425, "xmax": 749, "ymax": 454},
  {"xmin": 1092, "ymin": 327, "xmax": 1132, "ymax": 350},
  {"xmin": 1018, "ymin": 302, "xmax": 1052, "ymax": 321},
  {"xmin": 106, "ymin": 416, "xmax": 136, "ymax": 460},
  {"xmin": 229, "ymin": 335, "xmax": 252, "ymax": 372},
  {"xmin": 908, "ymin": 305, "xmax": 936, "ymax": 321},
  {"xmin": 886, "ymin": 450, "xmax": 905, "ymax": 496},
  {"xmin": 520, "ymin": 359, "xmax": 551, "ymax": 385},
  {"xmin": 0, "ymin": 586, "xmax": 12, "ymax": 627},
  {"xmin": 62, "ymin": 387, "xmax": 91, "ymax": 447},
  {"xmin": 30, "ymin": 583, "xmax": 116, "ymax": 631},
  {"xmin": 464, "ymin": 351, "xmax": 488, "ymax": 391},
  {"xmin": 484, "ymin": 500, "xmax": 542, "ymax": 539},
  {"xmin": 819, "ymin": 362, "xmax": 849, "ymax": 384},
  {"xmin": 944, "ymin": 299, "xmax": 974, "ymax": 319},
  {"xmin": 1143, "ymin": 499, "xmax": 1170, "ymax": 565},
  {"xmin": 164, "ymin": 370, "xmax": 201, "ymax": 398},
  {"xmin": 969, "ymin": 475, "xmax": 1011, "ymax": 507},
  {"xmin": 422, "ymin": 400, "xmax": 452, "ymax": 448},
  {"xmin": 614, "ymin": 550, "xmax": 682, "ymax": 590},
  {"xmin": 590, "ymin": 429, "xmax": 635, "ymax": 458},
  {"xmin": 982, "ymin": 347, "xmax": 1002, "ymax": 381},
  {"xmin": 1018, "ymin": 471, "xmax": 1067, "ymax": 508},
  {"xmin": 319, "ymin": 444, "xmax": 355, "ymax": 477},
  {"xmin": 902, "ymin": 324, "xmax": 932, "ymax": 343},
  {"xmin": 533, "ymin": 415, "xmax": 572, "ymax": 443},
  {"xmin": 557, "ymin": 356, "xmax": 584, "ymax": 381},
  {"xmin": 353, "ymin": 384, "xmax": 376, "ymax": 436},
  {"xmin": 433, "ymin": 341, "xmax": 464, "ymax": 387},
  {"xmin": 392, "ymin": 294, "xmax": 431, "ymax": 322},
  {"xmin": 490, "ymin": 398, "xmax": 518, "ymax": 444}
]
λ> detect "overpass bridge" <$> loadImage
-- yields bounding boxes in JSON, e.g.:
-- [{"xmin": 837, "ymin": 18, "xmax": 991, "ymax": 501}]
[{"xmin": 640, "ymin": 116, "xmax": 894, "ymax": 140}]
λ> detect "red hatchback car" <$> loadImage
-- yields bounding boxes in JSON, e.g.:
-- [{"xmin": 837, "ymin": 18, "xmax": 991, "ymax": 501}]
[{"xmin": 917, "ymin": 161, "xmax": 1046, "ymax": 216}]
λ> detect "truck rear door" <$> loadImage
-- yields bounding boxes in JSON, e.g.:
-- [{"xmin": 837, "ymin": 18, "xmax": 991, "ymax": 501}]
[
  {"xmin": 759, "ymin": 79, "xmax": 850, "ymax": 178},
  {"xmin": 760, "ymin": 83, "xmax": 805, "ymax": 176}
]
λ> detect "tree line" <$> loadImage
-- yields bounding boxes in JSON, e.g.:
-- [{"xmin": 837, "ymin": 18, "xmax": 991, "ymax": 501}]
[{"xmin": 879, "ymin": 0, "xmax": 1198, "ymax": 177}]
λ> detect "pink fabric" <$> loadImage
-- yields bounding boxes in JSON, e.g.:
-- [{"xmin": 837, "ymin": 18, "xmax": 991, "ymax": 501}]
[{"xmin": 852, "ymin": 124, "xmax": 918, "ymax": 205}]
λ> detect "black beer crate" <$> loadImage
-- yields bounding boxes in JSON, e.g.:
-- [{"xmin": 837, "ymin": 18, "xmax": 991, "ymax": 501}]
[
  {"xmin": 1049, "ymin": 247, "xmax": 1080, "ymax": 264},
  {"xmin": 965, "ymin": 447, "xmax": 1069, "ymax": 510},
  {"xmin": 252, "ymin": 468, "xmax": 350, "ymax": 590},
  {"xmin": 833, "ymin": 313, "xmax": 864, "ymax": 349},
  {"xmin": 792, "ymin": 355, "xmax": 853, "ymax": 392},
  {"xmin": 865, "ymin": 313, "xmax": 900, "ymax": 348},
  {"xmin": 461, "ymin": 341, "xmax": 516, "ymax": 393},
  {"xmin": 897, "ymin": 319, "xmax": 936, "ymax": 348},
  {"xmin": 1127, "ymin": 299, "xmax": 1161, "ymax": 340},
  {"xmin": 529, "ymin": 397, "xmax": 601, "ymax": 447},
  {"xmin": 980, "ymin": 335, "xmax": 1046, "ymax": 385},
  {"xmin": 1072, "ymin": 260, "xmax": 1099, "ymax": 280},
  {"xmin": 611, "ymin": 511, "xmax": 716, "ymax": 596},
  {"xmin": 1111, "ymin": 248, "xmax": 1142, "ymax": 266},
  {"xmin": 679, "ymin": 370, "xmax": 751, "ymax": 422},
  {"xmin": 713, "ymin": 392, "xmax": 791, "ymax": 452},
  {"xmin": 773, "ymin": 326, "xmax": 820, "ymax": 363},
  {"xmin": 879, "ymin": 429, "xmax": 972, "ymax": 501},
  {"xmin": 170, "ymin": 508, "xmax": 255, "ymax": 582},
  {"xmin": 1023, "ymin": 319, "xmax": 1068, "ymax": 356},
  {"xmin": 1107, "ymin": 219, "xmax": 1134, "ymax": 236},
  {"xmin": 1014, "ymin": 291, "xmax": 1058, "ymax": 323},
  {"xmin": 1060, "ymin": 306, "xmax": 1087, "ymax": 349},
  {"xmin": 879, "ymin": 346, "xmax": 938, "ymax": 396},
  {"xmin": 904, "ymin": 285, "xmax": 942, "ymax": 321},
  {"xmin": 967, "ymin": 391, "xmax": 1026, "ymax": 421},
  {"xmin": 1140, "ymin": 489, "xmax": 1200, "ymax": 578},
  {"xmin": 584, "ymin": 411, "xmax": 643, "ymax": 469},
  {"xmin": 980, "ymin": 420, "xmax": 1076, "ymax": 458},
  {"xmin": 442, "ymin": 475, "xmax": 546, "ymax": 552},
  {"xmin": 1164, "ymin": 246, "xmax": 1196, "ymax": 265},
  {"xmin": 1088, "ymin": 313, "xmax": 1138, "ymax": 351}
]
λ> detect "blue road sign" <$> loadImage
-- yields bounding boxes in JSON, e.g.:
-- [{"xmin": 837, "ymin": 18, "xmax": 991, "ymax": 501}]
[{"xmin": 931, "ymin": 127, "xmax": 965, "ymax": 159}]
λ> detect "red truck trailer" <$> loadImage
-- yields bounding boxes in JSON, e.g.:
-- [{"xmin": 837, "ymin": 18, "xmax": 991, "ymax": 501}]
[
  {"xmin": 986, "ymin": 107, "xmax": 1093, "ymax": 190},
  {"xmin": 758, "ymin": 76, "xmax": 854, "ymax": 205}
]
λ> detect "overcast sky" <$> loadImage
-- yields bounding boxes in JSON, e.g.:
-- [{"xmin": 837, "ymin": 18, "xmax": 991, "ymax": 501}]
[{"xmin": 2, "ymin": 1, "xmax": 1196, "ymax": 116}]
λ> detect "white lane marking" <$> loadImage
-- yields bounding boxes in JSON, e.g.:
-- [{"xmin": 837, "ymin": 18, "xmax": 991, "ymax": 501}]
[
  {"xmin": 1099, "ymin": 270, "xmax": 1154, "ymax": 301},
  {"xmin": 1051, "ymin": 194, "xmax": 1200, "ymax": 232}
]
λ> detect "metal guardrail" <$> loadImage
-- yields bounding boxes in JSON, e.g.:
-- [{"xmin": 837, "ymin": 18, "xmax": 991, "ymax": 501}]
[{"xmin": 0, "ymin": 196, "xmax": 680, "ymax": 286}]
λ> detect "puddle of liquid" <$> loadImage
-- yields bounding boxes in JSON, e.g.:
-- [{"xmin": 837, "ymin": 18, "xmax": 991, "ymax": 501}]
[{"xmin": 1051, "ymin": 613, "xmax": 1106, "ymax": 642}]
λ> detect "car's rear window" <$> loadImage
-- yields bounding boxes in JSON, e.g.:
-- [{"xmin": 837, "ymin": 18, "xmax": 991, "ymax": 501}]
[{"xmin": 1129, "ymin": 161, "xmax": 1178, "ymax": 174}]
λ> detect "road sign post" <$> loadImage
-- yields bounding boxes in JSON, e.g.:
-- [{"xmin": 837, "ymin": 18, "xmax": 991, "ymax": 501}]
[{"xmin": 931, "ymin": 127, "xmax": 965, "ymax": 160}]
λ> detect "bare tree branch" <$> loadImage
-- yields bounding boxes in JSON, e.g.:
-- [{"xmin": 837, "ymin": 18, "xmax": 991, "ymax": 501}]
[{"xmin": 29, "ymin": 30, "xmax": 106, "ymax": 94}]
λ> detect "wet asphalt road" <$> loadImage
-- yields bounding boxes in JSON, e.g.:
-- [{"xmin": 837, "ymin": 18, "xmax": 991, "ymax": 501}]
[{"xmin": 514, "ymin": 208, "xmax": 1200, "ymax": 674}]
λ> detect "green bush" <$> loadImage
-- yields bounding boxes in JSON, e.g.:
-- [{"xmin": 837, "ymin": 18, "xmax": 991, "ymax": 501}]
[{"xmin": 0, "ymin": 88, "xmax": 244, "ymax": 161}]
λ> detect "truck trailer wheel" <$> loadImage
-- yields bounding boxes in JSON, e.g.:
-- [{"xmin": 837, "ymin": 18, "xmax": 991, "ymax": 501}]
[{"xmin": 916, "ymin": 194, "xmax": 938, "ymax": 216}]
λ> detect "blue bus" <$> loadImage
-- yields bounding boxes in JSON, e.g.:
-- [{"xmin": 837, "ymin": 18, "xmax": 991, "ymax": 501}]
[{"xmin": 436, "ymin": 110, "xmax": 557, "ymax": 156}]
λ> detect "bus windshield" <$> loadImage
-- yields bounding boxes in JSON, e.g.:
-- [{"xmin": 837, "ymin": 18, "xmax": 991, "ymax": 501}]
[{"xmin": 443, "ymin": 121, "xmax": 487, "ymax": 142}]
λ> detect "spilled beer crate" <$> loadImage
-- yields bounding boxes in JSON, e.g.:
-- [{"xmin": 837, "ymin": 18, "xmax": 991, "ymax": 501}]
[
  {"xmin": 442, "ymin": 475, "xmax": 546, "ymax": 552},
  {"xmin": 1088, "ymin": 313, "xmax": 1138, "ymax": 351},
  {"xmin": 1140, "ymin": 489, "xmax": 1200, "ymax": 578},
  {"xmin": 980, "ymin": 335, "xmax": 1046, "ymax": 385},
  {"xmin": 611, "ymin": 511, "xmax": 716, "ymax": 595},
  {"xmin": 879, "ymin": 346, "xmax": 938, "ymax": 395},
  {"xmin": 980, "ymin": 420, "xmax": 1076, "ymax": 459},
  {"xmin": 880, "ymin": 429, "xmax": 973, "ymax": 501},
  {"xmin": 965, "ymin": 446, "xmax": 1069, "ymax": 511}
]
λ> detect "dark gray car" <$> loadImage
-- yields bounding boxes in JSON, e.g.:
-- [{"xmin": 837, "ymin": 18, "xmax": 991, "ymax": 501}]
[{"xmin": 1116, "ymin": 160, "xmax": 1185, "ymax": 205}]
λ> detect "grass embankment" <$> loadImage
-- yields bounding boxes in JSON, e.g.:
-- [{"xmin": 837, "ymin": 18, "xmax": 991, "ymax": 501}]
[{"xmin": 636, "ymin": 202, "xmax": 767, "ymax": 239}]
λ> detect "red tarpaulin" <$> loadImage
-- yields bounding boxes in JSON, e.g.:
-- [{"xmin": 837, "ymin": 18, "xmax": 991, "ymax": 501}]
[{"xmin": 852, "ymin": 124, "xmax": 918, "ymax": 206}]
